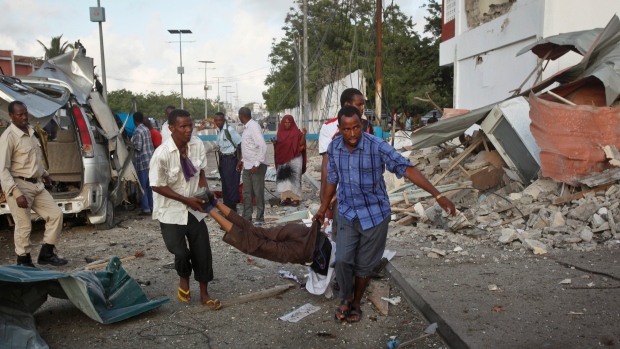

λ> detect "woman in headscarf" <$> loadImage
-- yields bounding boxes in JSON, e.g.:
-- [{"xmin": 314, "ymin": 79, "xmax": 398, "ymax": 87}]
[{"xmin": 273, "ymin": 115, "xmax": 307, "ymax": 206}]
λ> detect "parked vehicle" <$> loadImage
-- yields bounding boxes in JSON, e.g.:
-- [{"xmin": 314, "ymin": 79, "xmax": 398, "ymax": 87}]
[
  {"xmin": 0, "ymin": 48, "xmax": 138, "ymax": 230},
  {"xmin": 421, "ymin": 110, "xmax": 443, "ymax": 125}
]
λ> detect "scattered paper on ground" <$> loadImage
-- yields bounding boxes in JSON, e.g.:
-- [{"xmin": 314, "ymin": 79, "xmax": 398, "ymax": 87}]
[{"xmin": 279, "ymin": 303, "xmax": 321, "ymax": 323}]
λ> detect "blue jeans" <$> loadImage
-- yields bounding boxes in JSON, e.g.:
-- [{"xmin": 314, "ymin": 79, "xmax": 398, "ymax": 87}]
[{"xmin": 137, "ymin": 169, "xmax": 153, "ymax": 212}]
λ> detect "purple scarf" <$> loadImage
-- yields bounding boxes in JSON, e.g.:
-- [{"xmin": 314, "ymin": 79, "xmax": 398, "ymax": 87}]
[{"xmin": 180, "ymin": 156, "xmax": 197, "ymax": 182}]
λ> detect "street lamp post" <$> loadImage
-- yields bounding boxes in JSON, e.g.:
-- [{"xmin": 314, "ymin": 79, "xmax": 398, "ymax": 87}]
[
  {"xmin": 222, "ymin": 85, "xmax": 231, "ymax": 115},
  {"xmin": 168, "ymin": 29, "xmax": 192, "ymax": 109},
  {"xmin": 227, "ymin": 91, "xmax": 235, "ymax": 114},
  {"xmin": 198, "ymin": 60, "xmax": 214, "ymax": 119}
]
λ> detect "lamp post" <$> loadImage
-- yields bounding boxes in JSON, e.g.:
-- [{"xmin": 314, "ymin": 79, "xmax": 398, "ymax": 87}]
[
  {"xmin": 167, "ymin": 29, "xmax": 192, "ymax": 109},
  {"xmin": 227, "ymin": 91, "xmax": 235, "ymax": 114},
  {"xmin": 222, "ymin": 85, "xmax": 231, "ymax": 114},
  {"xmin": 198, "ymin": 60, "xmax": 214, "ymax": 119}
]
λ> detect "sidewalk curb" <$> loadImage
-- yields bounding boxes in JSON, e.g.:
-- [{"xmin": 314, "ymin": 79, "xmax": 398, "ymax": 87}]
[{"xmin": 385, "ymin": 262, "xmax": 470, "ymax": 349}]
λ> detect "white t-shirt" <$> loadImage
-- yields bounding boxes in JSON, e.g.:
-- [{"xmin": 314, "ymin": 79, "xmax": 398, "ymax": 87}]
[
  {"xmin": 318, "ymin": 117, "xmax": 339, "ymax": 154},
  {"xmin": 161, "ymin": 121, "xmax": 171, "ymax": 143}
]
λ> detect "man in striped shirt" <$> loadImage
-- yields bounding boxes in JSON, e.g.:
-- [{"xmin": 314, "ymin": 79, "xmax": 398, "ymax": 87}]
[
  {"xmin": 132, "ymin": 112, "xmax": 155, "ymax": 216},
  {"xmin": 314, "ymin": 106, "xmax": 456, "ymax": 323}
]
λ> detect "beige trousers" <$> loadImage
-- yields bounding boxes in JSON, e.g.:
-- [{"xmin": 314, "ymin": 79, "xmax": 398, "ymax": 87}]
[{"xmin": 6, "ymin": 179, "xmax": 63, "ymax": 256}]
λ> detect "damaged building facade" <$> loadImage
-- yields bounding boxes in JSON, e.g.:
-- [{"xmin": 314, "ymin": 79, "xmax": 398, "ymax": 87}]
[{"xmin": 440, "ymin": 0, "xmax": 620, "ymax": 109}]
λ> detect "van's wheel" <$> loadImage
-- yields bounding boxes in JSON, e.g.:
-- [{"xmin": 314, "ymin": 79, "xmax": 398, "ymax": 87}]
[{"xmin": 95, "ymin": 200, "xmax": 116, "ymax": 230}]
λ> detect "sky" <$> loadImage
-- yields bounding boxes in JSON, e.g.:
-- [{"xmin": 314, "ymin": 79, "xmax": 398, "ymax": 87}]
[{"xmin": 0, "ymin": 0, "xmax": 429, "ymax": 108}]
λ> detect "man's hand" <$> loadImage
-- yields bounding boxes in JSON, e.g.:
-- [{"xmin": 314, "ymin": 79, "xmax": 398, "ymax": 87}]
[
  {"xmin": 43, "ymin": 175, "xmax": 53, "ymax": 189},
  {"xmin": 16, "ymin": 195, "xmax": 29, "ymax": 208},
  {"xmin": 251, "ymin": 165, "xmax": 258, "ymax": 174},
  {"xmin": 312, "ymin": 209, "xmax": 326, "ymax": 224},
  {"xmin": 186, "ymin": 197, "xmax": 207, "ymax": 213},
  {"xmin": 438, "ymin": 196, "xmax": 457, "ymax": 217},
  {"xmin": 236, "ymin": 161, "xmax": 244, "ymax": 172}
]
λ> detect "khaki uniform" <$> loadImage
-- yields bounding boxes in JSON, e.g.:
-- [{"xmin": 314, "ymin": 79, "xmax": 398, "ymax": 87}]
[{"xmin": 0, "ymin": 124, "xmax": 62, "ymax": 256}]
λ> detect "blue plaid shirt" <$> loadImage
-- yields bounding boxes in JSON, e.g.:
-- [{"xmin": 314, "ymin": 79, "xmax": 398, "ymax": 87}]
[
  {"xmin": 132, "ymin": 124, "xmax": 154, "ymax": 171},
  {"xmin": 327, "ymin": 132, "xmax": 413, "ymax": 230}
]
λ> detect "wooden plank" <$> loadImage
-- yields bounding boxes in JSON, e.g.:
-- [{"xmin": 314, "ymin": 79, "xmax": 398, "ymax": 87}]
[
  {"xmin": 493, "ymin": 204, "xmax": 516, "ymax": 213},
  {"xmin": 432, "ymin": 134, "xmax": 483, "ymax": 186},
  {"xmin": 389, "ymin": 183, "xmax": 464, "ymax": 202},
  {"xmin": 397, "ymin": 214, "xmax": 416, "ymax": 226},
  {"xmin": 367, "ymin": 281, "xmax": 390, "ymax": 316},
  {"xmin": 552, "ymin": 185, "xmax": 611, "ymax": 205},
  {"xmin": 84, "ymin": 256, "xmax": 136, "ymax": 270},
  {"xmin": 221, "ymin": 284, "xmax": 295, "ymax": 307},
  {"xmin": 403, "ymin": 192, "xmax": 409, "ymax": 205},
  {"xmin": 500, "ymin": 214, "xmax": 529, "ymax": 226}
]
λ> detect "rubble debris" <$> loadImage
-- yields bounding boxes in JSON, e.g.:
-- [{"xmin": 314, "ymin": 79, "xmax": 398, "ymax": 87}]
[{"xmin": 220, "ymin": 284, "xmax": 295, "ymax": 308}]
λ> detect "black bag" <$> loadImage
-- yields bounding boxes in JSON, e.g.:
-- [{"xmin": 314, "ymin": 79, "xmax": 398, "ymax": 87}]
[{"xmin": 310, "ymin": 222, "xmax": 332, "ymax": 276}]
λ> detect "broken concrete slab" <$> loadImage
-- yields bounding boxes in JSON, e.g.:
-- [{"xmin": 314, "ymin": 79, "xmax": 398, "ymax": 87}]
[
  {"xmin": 523, "ymin": 239, "xmax": 549, "ymax": 254},
  {"xmin": 498, "ymin": 228, "xmax": 518, "ymax": 243}
]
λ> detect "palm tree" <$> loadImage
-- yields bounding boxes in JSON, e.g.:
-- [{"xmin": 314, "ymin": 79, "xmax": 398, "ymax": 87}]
[{"xmin": 37, "ymin": 35, "xmax": 74, "ymax": 60}]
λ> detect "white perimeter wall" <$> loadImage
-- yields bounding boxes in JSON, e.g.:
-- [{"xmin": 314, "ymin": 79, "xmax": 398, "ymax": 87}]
[{"xmin": 441, "ymin": 0, "xmax": 620, "ymax": 109}]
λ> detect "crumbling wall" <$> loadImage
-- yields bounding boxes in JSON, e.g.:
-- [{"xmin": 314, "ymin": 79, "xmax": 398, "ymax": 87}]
[{"xmin": 465, "ymin": 0, "xmax": 516, "ymax": 28}]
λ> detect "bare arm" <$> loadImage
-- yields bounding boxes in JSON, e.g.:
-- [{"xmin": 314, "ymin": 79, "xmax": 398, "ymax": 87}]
[
  {"xmin": 313, "ymin": 181, "xmax": 337, "ymax": 222},
  {"xmin": 152, "ymin": 186, "xmax": 206, "ymax": 213},
  {"xmin": 404, "ymin": 166, "xmax": 456, "ymax": 216}
]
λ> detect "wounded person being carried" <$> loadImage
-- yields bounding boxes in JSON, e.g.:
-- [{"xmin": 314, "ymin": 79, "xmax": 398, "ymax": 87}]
[{"xmin": 196, "ymin": 191, "xmax": 331, "ymax": 274}]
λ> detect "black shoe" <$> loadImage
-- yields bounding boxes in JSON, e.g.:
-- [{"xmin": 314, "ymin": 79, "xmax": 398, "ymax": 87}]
[
  {"xmin": 38, "ymin": 244, "xmax": 68, "ymax": 266},
  {"xmin": 17, "ymin": 253, "xmax": 36, "ymax": 268}
]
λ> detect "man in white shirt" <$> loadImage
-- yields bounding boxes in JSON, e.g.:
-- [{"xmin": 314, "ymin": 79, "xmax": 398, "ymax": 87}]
[
  {"xmin": 214, "ymin": 112, "xmax": 242, "ymax": 212},
  {"xmin": 149, "ymin": 108, "xmax": 222, "ymax": 310},
  {"xmin": 160, "ymin": 105, "xmax": 176, "ymax": 143},
  {"xmin": 235, "ymin": 107, "xmax": 267, "ymax": 225}
]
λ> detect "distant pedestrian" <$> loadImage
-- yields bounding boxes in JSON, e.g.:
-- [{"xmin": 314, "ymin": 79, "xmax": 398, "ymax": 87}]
[
  {"xmin": 273, "ymin": 115, "xmax": 306, "ymax": 206},
  {"xmin": 314, "ymin": 106, "xmax": 456, "ymax": 323},
  {"xmin": 236, "ymin": 107, "xmax": 267, "ymax": 225},
  {"xmin": 0, "ymin": 101, "xmax": 66, "ymax": 267},
  {"xmin": 214, "ymin": 112, "xmax": 242, "ymax": 211},
  {"xmin": 150, "ymin": 108, "xmax": 221, "ymax": 310},
  {"xmin": 160, "ymin": 105, "xmax": 176, "ymax": 143},
  {"xmin": 132, "ymin": 112, "xmax": 155, "ymax": 216},
  {"xmin": 144, "ymin": 118, "xmax": 162, "ymax": 149}
]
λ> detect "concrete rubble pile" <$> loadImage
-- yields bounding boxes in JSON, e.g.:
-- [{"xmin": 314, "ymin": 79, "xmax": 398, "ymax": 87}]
[{"xmin": 384, "ymin": 15, "xmax": 620, "ymax": 259}]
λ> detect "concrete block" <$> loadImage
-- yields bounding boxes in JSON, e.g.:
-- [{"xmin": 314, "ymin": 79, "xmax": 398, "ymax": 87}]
[
  {"xmin": 580, "ymin": 227, "xmax": 593, "ymax": 242},
  {"xmin": 523, "ymin": 239, "xmax": 548, "ymax": 255}
]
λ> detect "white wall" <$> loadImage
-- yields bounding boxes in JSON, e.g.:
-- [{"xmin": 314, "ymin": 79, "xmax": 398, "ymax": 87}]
[
  {"xmin": 441, "ymin": 0, "xmax": 620, "ymax": 109},
  {"xmin": 279, "ymin": 69, "xmax": 366, "ymax": 134}
]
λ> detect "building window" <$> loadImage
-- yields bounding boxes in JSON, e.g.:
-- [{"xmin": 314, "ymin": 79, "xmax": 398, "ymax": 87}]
[{"xmin": 445, "ymin": 0, "xmax": 456, "ymax": 24}]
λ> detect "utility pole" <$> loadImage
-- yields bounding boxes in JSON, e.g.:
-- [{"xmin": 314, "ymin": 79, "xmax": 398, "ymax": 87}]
[
  {"xmin": 223, "ymin": 85, "xmax": 231, "ymax": 115},
  {"xmin": 90, "ymin": 1, "xmax": 108, "ymax": 101},
  {"xmin": 296, "ymin": 38, "xmax": 303, "ymax": 124},
  {"xmin": 302, "ymin": 0, "xmax": 309, "ymax": 130},
  {"xmin": 198, "ymin": 60, "xmax": 214, "ymax": 119},
  {"xmin": 213, "ymin": 77, "xmax": 223, "ymax": 112},
  {"xmin": 375, "ymin": 0, "xmax": 383, "ymax": 127}
]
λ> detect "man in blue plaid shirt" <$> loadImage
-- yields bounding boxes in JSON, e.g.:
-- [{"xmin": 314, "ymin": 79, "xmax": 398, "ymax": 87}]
[
  {"xmin": 314, "ymin": 106, "xmax": 456, "ymax": 323},
  {"xmin": 132, "ymin": 112, "xmax": 155, "ymax": 216}
]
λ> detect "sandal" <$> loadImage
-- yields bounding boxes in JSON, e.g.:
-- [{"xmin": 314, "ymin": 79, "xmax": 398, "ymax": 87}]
[
  {"xmin": 178, "ymin": 287, "xmax": 190, "ymax": 303},
  {"xmin": 346, "ymin": 305, "xmax": 363, "ymax": 323},
  {"xmin": 280, "ymin": 198, "xmax": 293, "ymax": 206},
  {"xmin": 203, "ymin": 299, "xmax": 223, "ymax": 311},
  {"xmin": 291, "ymin": 200, "xmax": 300, "ymax": 206},
  {"xmin": 334, "ymin": 299, "xmax": 351, "ymax": 322}
]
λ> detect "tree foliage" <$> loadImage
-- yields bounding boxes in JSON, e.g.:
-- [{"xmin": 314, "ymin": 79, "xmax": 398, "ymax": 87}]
[
  {"xmin": 37, "ymin": 35, "xmax": 74, "ymax": 60},
  {"xmin": 107, "ymin": 89, "xmax": 224, "ymax": 122},
  {"xmin": 262, "ymin": 0, "xmax": 453, "ymax": 114}
]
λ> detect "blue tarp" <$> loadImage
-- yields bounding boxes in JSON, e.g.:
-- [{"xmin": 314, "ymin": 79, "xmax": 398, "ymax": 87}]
[
  {"xmin": 0, "ymin": 257, "xmax": 169, "ymax": 348},
  {"xmin": 116, "ymin": 113, "xmax": 136, "ymax": 137}
]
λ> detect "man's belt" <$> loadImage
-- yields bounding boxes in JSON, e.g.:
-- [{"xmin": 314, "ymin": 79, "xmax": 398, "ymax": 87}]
[
  {"xmin": 16, "ymin": 176, "xmax": 39, "ymax": 184},
  {"xmin": 221, "ymin": 153, "xmax": 237, "ymax": 157}
]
